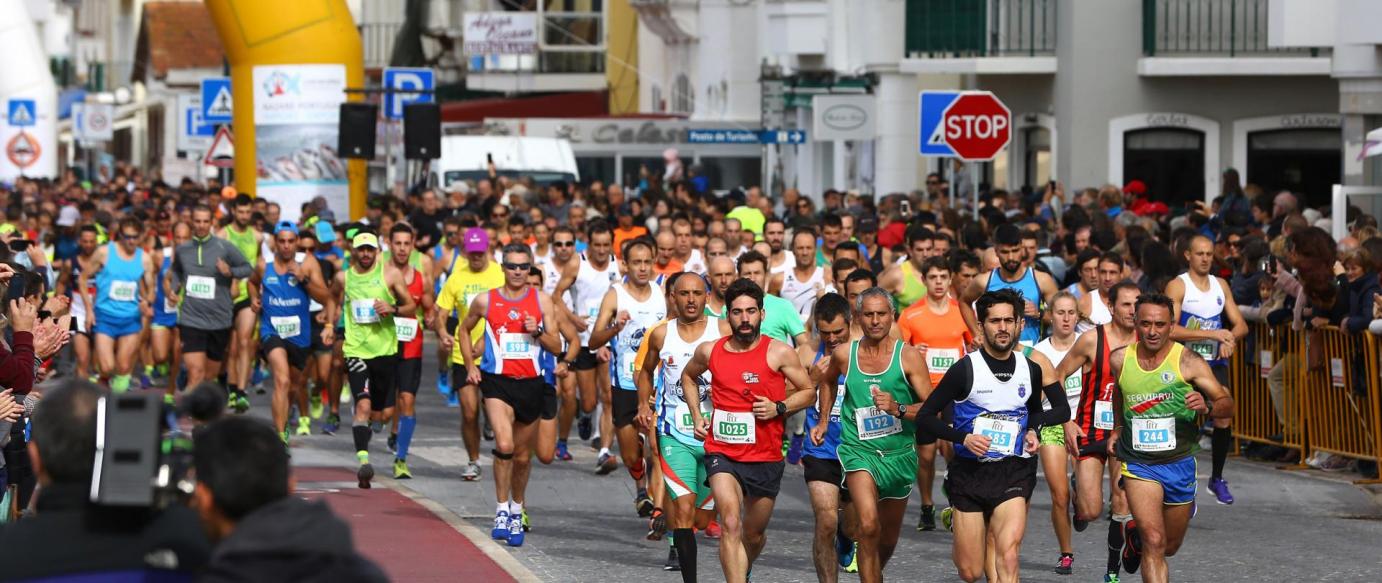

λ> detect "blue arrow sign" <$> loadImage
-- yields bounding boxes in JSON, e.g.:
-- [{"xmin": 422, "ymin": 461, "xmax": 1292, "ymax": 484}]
[
  {"xmin": 759, "ymin": 129, "xmax": 806, "ymax": 144},
  {"xmin": 7, "ymin": 99, "xmax": 36, "ymax": 128},
  {"xmin": 383, "ymin": 68, "xmax": 435, "ymax": 120},
  {"xmin": 919, "ymin": 91, "xmax": 962, "ymax": 156},
  {"xmin": 201, "ymin": 78, "xmax": 233, "ymax": 124}
]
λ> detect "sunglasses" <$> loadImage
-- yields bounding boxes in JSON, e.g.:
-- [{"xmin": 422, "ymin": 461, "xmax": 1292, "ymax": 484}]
[
  {"xmin": 1228, "ymin": 240, "xmax": 1242, "ymax": 248},
  {"xmin": 553, "ymin": 241, "xmax": 575, "ymax": 247},
  {"xmin": 120, "ymin": 233, "xmax": 141, "ymax": 241},
  {"xmin": 503, "ymin": 262, "xmax": 532, "ymax": 272},
  {"xmin": 492, "ymin": 211, "xmax": 510, "ymax": 219},
  {"xmin": 445, "ymin": 231, "xmax": 460, "ymax": 237}
]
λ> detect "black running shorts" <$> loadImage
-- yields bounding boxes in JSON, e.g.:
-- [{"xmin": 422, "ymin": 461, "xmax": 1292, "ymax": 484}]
[
  {"xmin": 180, "ymin": 326, "xmax": 231, "ymax": 362},
  {"xmin": 260, "ymin": 336, "xmax": 308, "ymax": 371},
  {"xmin": 572, "ymin": 347, "xmax": 600, "ymax": 371},
  {"xmin": 945, "ymin": 456, "xmax": 1038, "ymax": 515},
  {"xmin": 481, "ymin": 372, "xmax": 546, "ymax": 424},
  {"xmin": 705, "ymin": 453, "xmax": 785, "ymax": 499},
  {"xmin": 345, "ymin": 354, "xmax": 397, "ymax": 412},
  {"xmin": 542, "ymin": 384, "xmax": 559, "ymax": 420},
  {"xmin": 611, "ymin": 388, "xmax": 640, "ymax": 428}
]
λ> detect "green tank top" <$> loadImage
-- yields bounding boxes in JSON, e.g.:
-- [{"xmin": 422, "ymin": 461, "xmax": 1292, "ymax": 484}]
[
  {"xmin": 894, "ymin": 261, "xmax": 927, "ymax": 309},
  {"xmin": 1114, "ymin": 342, "xmax": 1199, "ymax": 462},
  {"xmin": 841, "ymin": 340, "xmax": 917, "ymax": 450},
  {"xmin": 343, "ymin": 262, "xmax": 398, "ymax": 359},
  {"xmin": 225, "ymin": 225, "xmax": 259, "ymax": 302},
  {"xmin": 382, "ymin": 249, "xmax": 423, "ymax": 271}
]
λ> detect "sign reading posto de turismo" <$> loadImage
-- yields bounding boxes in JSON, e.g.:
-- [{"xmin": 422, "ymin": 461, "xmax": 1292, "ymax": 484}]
[
  {"xmin": 463, "ymin": 12, "xmax": 539, "ymax": 55},
  {"xmin": 918, "ymin": 90, "xmax": 1012, "ymax": 162}
]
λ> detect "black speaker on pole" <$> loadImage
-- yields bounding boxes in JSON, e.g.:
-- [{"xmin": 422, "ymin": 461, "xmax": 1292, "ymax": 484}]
[
  {"xmin": 338, "ymin": 103, "xmax": 378, "ymax": 159},
  {"xmin": 404, "ymin": 103, "xmax": 441, "ymax": 160}
]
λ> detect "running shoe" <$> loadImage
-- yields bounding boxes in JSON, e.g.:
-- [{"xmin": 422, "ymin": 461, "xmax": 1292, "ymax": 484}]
[
  {"xmin": 357, "ymin": 453, "xmax": 374, "ymax": 490},
  {"xmin": 786, "ymin": 434, "xmax": 805, "ymax": 465},
  {"xmin": 555, "ymin": 440, "xmax": 573, "ymax": 461},
  {"xmin": 280, "ymin": 430, "xmax": 290, "ymax": 444},
  {"xmin": 371, "ymin": 421, "xmax": 385, "ymax": 434},
  {"xmin": 492, "ymin": 510, "xmax": 510, "ymax": 540},
  {"xmin": 309, "ymin": 392, "xmax": 324, "ymax": 419},
  {"xmin": 462, "ymin": 461, "xmax": 482, "ymax": 481},
  {"xmin": 663, "ymin": 547, "xmax": 680, "ymax": 571},
  {"xmin": 1055, "ymin": 554, "xmax": 1074, "ymax": 575},
  {"xmin": 252, "ymin": 365, "xmax": 267, "ymax": 393},
  {"xmin": 482, "ymin": 418, "xmax": 494, "ymax": 441},
  {"xmin": 635, "ymin": 489, "xmax": 655, "ymax": 518},
  {"xmin": 1103, "ymin": 574, "xmax": 1121, "ymax": 583},
  {"xmin": 322, "ymin": 413, "xmax": 340, "ymax": 435},
  {"xmin": 835, "ymin": 530, "xmax": 854, "ymax": 568},
  {"xmin": 1073, "ymin": 514, "xmax": 1090, "ymax": 532},
  {"xmin": 1207, "ymin": 478, "xmax": 1235, "ymax": 505},
  {"xmin": 393, "ymin": 458, "xmax": 412, "ymax": 479},
  {"xmin": 917, "ymin": 504, "xmax": 936, "ymax": 531},
  {"xmin": 1121, "ymin": 519, "xmax": 1142, "ymax": 574},
  {"xmin": 704, "ymin": 520, "xmax": 721, "ymax": 539},
  {"xmin": 138, "ymin": 372, "xmax": 153, "ymax": 390},
  {"xmin": 387, "ymin": 433, "xmax": 398, "ymax": 454},
  {"xmin": 229, "ymin": 392, "xmax": 250, "ymax": 414},
  {"xmin": 646, "ymin": 508, "xmax": 667, "ymax": 540},
  {"xmin": 437, "ymin": 370, "xmax": 450, "ymax": 398},
  {"xmin": 522, "ymin": 509, "xmax": 530, "ymax": 532},
  {"xmin": 940, "ymin": 506, "xmax": 954, "ymax": 532},
  {"xmin": 842, "ymin": 542, "xmax": 858, "ymax": 573},
  {"xmin": 507, "ymin": 512, "xmax": 525, "ymax": 547},
  {"xmin": 577, "ymin": 413, "xmax": 593, "ymax": 441},
  {"xmin": 295, "ymin": 416, "xmax": 311, "ymax": 436},
  {"xmin": 596, "ymin": 451, "xmax": 619, "ymax": 475}
]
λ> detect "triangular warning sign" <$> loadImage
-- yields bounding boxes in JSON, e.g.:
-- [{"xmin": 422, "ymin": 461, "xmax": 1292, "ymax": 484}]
[
  {"xmin": 203, "ymin": 126, "xmax": 235, "ymax": 168},
  {"xmin": 926, "ymin": 120, "xmax": 948, "ymax": 147},
  {"xmin": 208, "ymin": 88, "xmax": 233, "ymax": 118},
  {"xmin": 10, "ymin": 104, "xmax": 33, "ymax": 126}
]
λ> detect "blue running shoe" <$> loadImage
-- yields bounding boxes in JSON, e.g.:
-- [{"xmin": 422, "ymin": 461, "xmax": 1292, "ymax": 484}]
[
  {"xmin": 492, "ymin": 510, "xmax": 510, "ymax": 540},
  {"xmin": 438, "ymin": 371, "xmax": 451, "ymax": 398},
  {"xmin": 786, "ymin": 434, "xmax": 805, "ymax": 465},
  {"xmin": 835, "ymin": 530, "xmax": 854, "ymax": 568},
  {"xmin": 507, "ymin": 512, "xmax": 525, "ymax": 546},
  {"xmin": 555, "ymin": 440, "xmax": 572, "ymax": 461},
  {"xmin": 1207, "ymin": 478, "xmax": 1234, "ymax": 505}
]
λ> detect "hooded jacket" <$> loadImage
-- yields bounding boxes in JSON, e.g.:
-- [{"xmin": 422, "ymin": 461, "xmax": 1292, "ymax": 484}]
[{"xmin": 199, "ymin": 497, "xmax": 387, "ymax": 583}]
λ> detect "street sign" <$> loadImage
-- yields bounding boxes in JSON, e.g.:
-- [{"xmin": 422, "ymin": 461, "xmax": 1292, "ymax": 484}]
[
  {"xmin": 760, "ymin": 129, "xmax": 807, "ymax": 145},
  {"xmin": 6, "ymin": 99, "xmax": 36, "ymax": 128},
  {"xmin": 74, "ymin": 103, "xmax": 114, "ymax": 142},
  {"xmin": 203, "ymin": 126, "xmax": 234, "ymax": 168},
  {"xmin": 201, "ymin": 77, "xmax": 233, "ymax": 124},
  {"xmin": 178, "ymin": 94, "xmax": 215, "ymax": 152},
  {"xmin": 6, "ymin": 132, "xmax": 39, "ymax": 168},
  {"xmin": 919, "ymin": 91, "xmax": 1011, "ymax": 161},
  {"xmin": 687, "ymin": 129, "xmax": 763, "ymax": 144},
  {"xmin": 383, "ymin": 67, "xmax": 435, "ymax": 120}
]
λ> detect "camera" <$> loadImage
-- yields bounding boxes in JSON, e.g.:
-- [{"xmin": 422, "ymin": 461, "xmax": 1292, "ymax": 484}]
[{"xmin": 90, "ymin": 392, "xmax": 194, "ymax": 508}]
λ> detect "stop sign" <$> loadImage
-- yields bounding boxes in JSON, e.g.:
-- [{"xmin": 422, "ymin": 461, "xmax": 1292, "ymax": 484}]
[{"xmin": 941, "ymin": 92, "xmax": 1011, "ymax": 161}]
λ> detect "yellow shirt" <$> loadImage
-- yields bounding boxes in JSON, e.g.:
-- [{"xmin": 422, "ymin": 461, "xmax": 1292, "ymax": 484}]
[{"xmin": 436, "ymin": 261, "xmax": 505, "ymax": 364}]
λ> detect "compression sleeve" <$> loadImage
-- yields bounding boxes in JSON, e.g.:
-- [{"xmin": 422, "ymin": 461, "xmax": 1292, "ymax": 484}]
[{"xmin": 915, "ymin": 359, "xmax": 971, "ymax": 444}]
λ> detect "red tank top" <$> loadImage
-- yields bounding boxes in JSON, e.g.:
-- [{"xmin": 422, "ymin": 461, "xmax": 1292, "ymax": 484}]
[
  {"xmin": 399, "ymin": 267, "xmax": 425, "ymax": 359},
  {"xmin": 1076, "ymin": 325, "xmax": 1119, "ymax": 449},
  {"xmin": 705, "ymin": 336, "xmax": 786, "ymax": 462},
  {"xmin": 481, "ymin": 287, "xmax": 543, "ymax": 379}
]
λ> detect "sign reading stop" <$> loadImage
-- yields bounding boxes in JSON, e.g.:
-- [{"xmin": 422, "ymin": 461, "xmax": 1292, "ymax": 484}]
[{"xmin": 919, "ymin": 91, "xmax": 1012, "ymax": 161}]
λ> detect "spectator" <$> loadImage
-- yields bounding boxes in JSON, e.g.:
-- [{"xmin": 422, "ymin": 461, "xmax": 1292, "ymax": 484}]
[
  {"xmin": 1336, "ymin": 244, "xmax": 1381, "ymax": 334},
  {"xmin": 193, "ymin": 416, "xmax": 386, "ymax": 582}
]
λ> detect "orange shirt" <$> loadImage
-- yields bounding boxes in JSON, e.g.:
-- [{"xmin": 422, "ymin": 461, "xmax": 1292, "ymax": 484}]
[
  {"xmin": 612, "ymin": 225, "xmax": 649, "ymax": 259},
  {"xmin": 898, "ymin": 298, "xmax": 972, "ymax": 385},
  {"xmin": 654, "ymin": 257, "xmax": 684, "ymax": 277}
]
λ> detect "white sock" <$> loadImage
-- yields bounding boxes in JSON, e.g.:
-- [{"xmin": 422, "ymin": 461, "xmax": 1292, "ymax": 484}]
[
  {"xmin": 510, "ymin": 501, "xmax": 523, "ymax": 515},
  {"xmin": 599, "ymin": 447, "xmax": 611, "ymax": 457},
  {"xmin": 497, "ymin": 502, "xmax": 509, "ymax": 515}
]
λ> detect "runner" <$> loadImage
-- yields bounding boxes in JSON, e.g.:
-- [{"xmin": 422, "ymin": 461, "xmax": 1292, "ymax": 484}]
[
  {"xmin": 1077, "ymin": 251, "xmax": 1119, "ymax": 333},
  {"xmin": 733, "ymin": 251, "xmax": 810, "ymax": 347},
  {"xmin": 302, "ymin": 225, "xmax": 345, "ymax": 432},
  {"xmin": 673, "ymin": 217, "xmax": 706, "ymax": 275},
  {"xmin": 1053, "ymin": 281, "xmax": 1142, "ymax": 583},
  {"xmin": 798, "ymin": 293, "xmax": 859, "ymax": 581},
  {"xmin": 337, "ymin": 231, "xmax": 416, "ymax": 489},
  {"xmin": 773, "ymin": 229, "xmax": 828, "ymax": 321},
  {"xmin": 879, "ymin": 225, "xmax": 934, "ymax": 309},
  {"xmin": 764, "ymin": 218, "xmax": 794, "ymax": 276},
  {"xmin": 817, "ymin": 288, "xmax": 932, "ymax": 583},
  {"xmin": 435, "ymin": 227, "xmax": 505, "ymax": 482},
  {"xmin": 458, "ymin": 243, "xmax": 564, "ymax": 548},
  {"xmin": 1108, "ymin": 293, "xmax": 1234, "ymax": 583},
  {"xmin": 251, "ymin": 221, "xmax": 333, "ymax": 445},
  {"xmin": 679, "ymin": 278, "xmax": 815, "ymax": 583},
  {"xmin": 431, "ymin": 216, "xmax": 464, "ymax": 402},
  {"xmin": 543, "ymin": 226, "xmax": 580, "ymax": 461},
  {"xmin": 384, "ymin": 223, "xmax": 435, "ymax": 479},
  {"xmin": 1164, "ymin": 234, "xmax": 1247, "ymax": 505},
  {"xmin": 964, "ymin": 224, "xmax": 1059, "ymax": 347},
  {"xmin": 527, "ymin": 264, "xmax": 581, "ymax": 474},
  {"xmin": 60, "ymin": 225, "xmax": 101, "ymax": 380},
  {"xmin": 654, "ymin": 230, "xmax": 684, "ymax": 277},
  {"xmin": 168, "ymin": 205, "xmax": 254, "ymax": 403},
  {"xmin": 1032, "ymin": 291, "xmax": 1084, "ymax": 575},
  {"xmin": 152, "ymin": 221, "xmax": 191, "ymax": 397},
  {"xmin": 913, "ymin": 289, "xmax": 1068, "ymax": 583},
  {"xmin": 589, "ymin": 236, "xmax": 665, "ymax": 514},
  {"xmin": 219, "ymin": 194, "xmax": 265, "ymax": 403},
  {"xmin": 896, "ymin": 256, "xmax": 973, "ymax": 532},
  {"xmin": 636, "ymin": 271, "xmax": 728, "ymax": 579},
  {"xmin": 553, "ymin": 219, "xmax": 619, "ymax": 469},
  {"xmin": 78, "ymin": 218, "xmax": 156, "ymax": 393}
]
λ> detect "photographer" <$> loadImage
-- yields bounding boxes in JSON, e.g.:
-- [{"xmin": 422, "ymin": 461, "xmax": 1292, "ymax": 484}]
[
  {"xmin": 192, "ymin": 416, "xmax": 385, "ymax": 582},
  {"xmin": 0, "ymin": 379, "xmax": 211, "ymax": 580}
]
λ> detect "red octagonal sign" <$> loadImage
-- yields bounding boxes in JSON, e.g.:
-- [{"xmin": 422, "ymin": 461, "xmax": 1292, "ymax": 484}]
[{"xmin": 941, "ymin": 92, "xmax": 1012, "ymax": 162}]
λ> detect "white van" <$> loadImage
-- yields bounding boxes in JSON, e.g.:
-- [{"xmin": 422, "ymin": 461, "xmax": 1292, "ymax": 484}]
[{"xmin": 431, "ymin": 136, "xmax": 579, "ymax": 189}]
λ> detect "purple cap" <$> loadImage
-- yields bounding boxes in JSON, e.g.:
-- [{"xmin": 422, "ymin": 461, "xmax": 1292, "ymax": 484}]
[{"xmin": 463, "ymin": 227, "xmax": 489, "ymax": 254}]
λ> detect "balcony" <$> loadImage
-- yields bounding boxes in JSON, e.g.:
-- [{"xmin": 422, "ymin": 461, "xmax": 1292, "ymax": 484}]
[
  {"xmin": 1139, "ymin": 0, "xmax": 1330, "ymax": 76},
  {"xmin": 466, "ymin": 3, "xmax": 606, "ymax": 93},
  {"xmin": 901, "ymin": 0, "xmax": 1057, "ymax": 75}
]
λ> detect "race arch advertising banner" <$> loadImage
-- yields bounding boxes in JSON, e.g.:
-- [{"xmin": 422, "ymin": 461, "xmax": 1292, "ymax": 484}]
[{"xmin": 252, "ymin": 64, "xmax": 349, "ymax": 222}]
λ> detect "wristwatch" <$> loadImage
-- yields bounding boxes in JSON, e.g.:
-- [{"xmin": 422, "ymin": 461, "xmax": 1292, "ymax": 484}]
[
  {"xmin": 774, "ymin": 401, "xmax": 787, "ymax": 417},
  {"xmin": 895, "ymin": 403, "xmax": 909, "ymax": 419}
]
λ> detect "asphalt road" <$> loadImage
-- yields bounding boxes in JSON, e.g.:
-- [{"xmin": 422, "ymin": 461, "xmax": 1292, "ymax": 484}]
[{"xmin": 266, "ymin": 339, "xmax": 1382, "ymax": 582}]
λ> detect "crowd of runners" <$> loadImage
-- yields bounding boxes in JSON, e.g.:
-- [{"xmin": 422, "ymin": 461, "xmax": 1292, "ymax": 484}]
[{"xmin": 7, "ymin": 164, "xmax": 1382, "ymax": 582}]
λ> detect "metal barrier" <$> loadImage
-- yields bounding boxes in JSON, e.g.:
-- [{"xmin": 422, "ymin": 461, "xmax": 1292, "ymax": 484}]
[
  {"xmin": 1300, "ymin": 328, "xmax": 1382, "ymax": 484},
  {"xmin": 1230, "ymin": 322, "xmax": 1309, "ymax": 459}
]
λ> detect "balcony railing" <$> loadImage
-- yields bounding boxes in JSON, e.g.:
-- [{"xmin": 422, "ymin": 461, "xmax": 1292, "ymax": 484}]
[
  {"xmin": 905, "ymin": 0, "xmax": 1056, "ymax": 58},
  {"xmin": 1142, "ymin": 0, "xmax": 1321, "ymax": 57}
]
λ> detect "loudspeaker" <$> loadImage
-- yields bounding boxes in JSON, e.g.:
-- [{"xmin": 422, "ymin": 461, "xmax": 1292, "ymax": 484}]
[
  {"xmin": 404, "ymin": 103, "xmax": 441, "ymax": 160},
  {"xmin": 338, "ymin": 103, "xmax": 378, "ymax": 159}
]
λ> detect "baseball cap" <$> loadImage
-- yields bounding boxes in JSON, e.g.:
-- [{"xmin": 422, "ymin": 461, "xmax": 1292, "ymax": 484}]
[
  {"xmin": 273, "ymin": 220, "xmax": 299, "ymax": 236},
  {"xmin": 315, "ymin": 220, "xmax": 336, "ymax": 244},
  {"xmin": 57, "ymin": 206, "xmax": 80, "ymax": 227},
  {"xmin": 857, "ymin": 217, "xmax": 879, "ymax": 234},
  {"xmin": 463, "ymin": 227, "xmax": 489, "ymax": 254},
  {"xmin": 352, "ymin": 232, "xmax": 379, "ymax": 249}
]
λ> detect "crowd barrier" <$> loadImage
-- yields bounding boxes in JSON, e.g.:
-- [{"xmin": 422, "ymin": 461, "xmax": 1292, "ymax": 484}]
[{"xmin": 1228, "ymin": 322, "xmax": 1382, "ymax": 484}]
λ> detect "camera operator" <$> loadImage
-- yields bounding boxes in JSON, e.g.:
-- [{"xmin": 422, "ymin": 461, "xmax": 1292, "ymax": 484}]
[
  {"xmin": 0, "ymin": 379, "xmax": 211, "ymax": 580},
  {"xmin": 192, "ymin": 416, "xmax": 386, "ymax": 582}
]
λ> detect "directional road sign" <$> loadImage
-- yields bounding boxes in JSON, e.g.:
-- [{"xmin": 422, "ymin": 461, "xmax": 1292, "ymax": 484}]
[
  {"xmin": 201, "ymin": 78, "xmax": 233, "ymax": 124},
  {"xmin": 760, "ymin": 129, "xmax": 807, "ymax": 145},
  {"xmin": 383, "ymin": 67, "xmax": 435, "ymax": 120},
  {"xmin": 7, "ymin": 99, "xmax": 36, "ymax": 128}
]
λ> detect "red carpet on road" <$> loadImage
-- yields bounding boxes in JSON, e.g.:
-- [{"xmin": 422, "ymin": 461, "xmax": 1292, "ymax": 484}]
[{"xmin": 294, "ymin": 467, "xmax": 516, "ymax": 583}]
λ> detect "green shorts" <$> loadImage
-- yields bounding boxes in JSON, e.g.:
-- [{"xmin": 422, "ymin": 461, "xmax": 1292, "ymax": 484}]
[
  {"xmin": 837, "ymin": 443, "xmax": 918, "ymax": 500},
  {"xmin": 659, "ymin": 434, "xmax": 713, "ymax": 510},
  {"xmin": 1039, "ymin": 424, "xmax": 1066, "ymax": 447}
]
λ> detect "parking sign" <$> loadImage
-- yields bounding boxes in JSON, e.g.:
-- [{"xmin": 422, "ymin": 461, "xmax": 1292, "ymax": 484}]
[{"xmin": 383, "ymin": 68, "xmax": 435, "ymax": 120}]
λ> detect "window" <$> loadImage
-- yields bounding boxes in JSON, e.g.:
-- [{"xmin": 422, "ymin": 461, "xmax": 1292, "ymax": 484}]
[{"xmin": 673, "ymin": 74, "xmax": 693, "ymax": 114}]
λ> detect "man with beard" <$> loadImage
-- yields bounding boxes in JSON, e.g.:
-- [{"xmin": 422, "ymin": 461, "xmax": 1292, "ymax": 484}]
[
  {"xmin": 963, "ymin": 224, "xmax": 1059, "ymax": 347},
  {"xmin": 679, "ymin": 278, "xmax": 815, "ymax": 583},
  {"xmin": 764, "ymin": 218, "xmax": 794, "ymax": 276},
  {"xmin": 218, "ymin": 194, "xmax": 265, "ymax": 405}
]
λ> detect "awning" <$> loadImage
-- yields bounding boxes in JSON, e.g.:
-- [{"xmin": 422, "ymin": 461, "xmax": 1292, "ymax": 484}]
[{"xmin": 441, "ymin": 91, "xmax": 608, "ymax": 124}]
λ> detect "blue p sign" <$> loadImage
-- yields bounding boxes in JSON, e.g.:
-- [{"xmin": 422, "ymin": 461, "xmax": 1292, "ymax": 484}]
[{"xmin": 384, "ymin": 68, "xmax": 435, "ymax": 120}]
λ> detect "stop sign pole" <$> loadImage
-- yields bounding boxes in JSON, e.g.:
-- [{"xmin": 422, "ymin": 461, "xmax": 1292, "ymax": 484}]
[{"xmin": 919, "ymin": 91, "xmax": 1012, "ymax": 212}]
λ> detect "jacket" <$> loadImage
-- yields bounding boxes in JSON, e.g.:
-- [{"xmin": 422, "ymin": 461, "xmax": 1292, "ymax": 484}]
[
  {"xmin": 169, "ymin": 236, "xmax": 253, "ymax": 331},
  {"xmin": 199, "ymin": 497, "xmax": 387, "ymax": 583},
  {"xmin": 0, "ymin": 331, "xmax": 35, "ymax": 395},
  {"xmin": 1338, "ymin": 272, "xmax": 1381, "ymax": 334}
]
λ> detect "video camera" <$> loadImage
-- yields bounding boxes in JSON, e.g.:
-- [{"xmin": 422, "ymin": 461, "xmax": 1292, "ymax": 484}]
[{"xmin": 89, "ymin": 392, "xmax": 194, "ymax": 509}]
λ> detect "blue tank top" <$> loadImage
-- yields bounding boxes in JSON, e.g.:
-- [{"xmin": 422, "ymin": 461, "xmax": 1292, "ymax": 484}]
[
  {"xmin": 801, "ymin": 345, "xmax": 845, "ymax": 460},
  {"xmin": 153, "ymin": 250, "xmax": 178, "ymax": 326},
  {"xmin": 94, "ymin": 243, "xmax": 144, "ymax": 321},
  {"xmin": 985, "ymin": 267, "xmax": 1042, "ymax": 345},
  {"xmin": 259, "ymin": 257, "xmax": 313, "ymax": 348}
]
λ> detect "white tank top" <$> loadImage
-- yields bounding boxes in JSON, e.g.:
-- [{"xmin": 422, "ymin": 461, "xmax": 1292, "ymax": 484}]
[
  {"xmin": 612, "ymin": 282, "xmax": 667, "ymax": 391},
  {"xmin": 780, "ymin": 265, "xmax": 826, "ymax": 321},
  {"xmin": 541, "ymin": 258, "xmax": 573, "ymax": 309},
  {"xmin": 658, "ymin": 316, "xmax": 721, "ymax": 445},
  {"xmin": 532, "ymin": 245, "xmax": 552, "ymax": 268},
  {"xmin": 572, "ymin": 254, "xmax": 619, "ymax": 344},
  {"xmin": 683, "ymin": 249, "xmax": 706, "ymax": 275},
  {"xmin": 1033, "ymin": 335, "xmax": 1081, "ymax": 419},
  {"xmin": 1176, "ymin": 272, "xmax": 1227, "ymax": 362},
  {"xmin": 1077, "ymin": 289, "xmax": 1112, "ymax": 333},
  {"xmin": 769, "ymin": 251, "xmax": 796, "ymax": 276}
]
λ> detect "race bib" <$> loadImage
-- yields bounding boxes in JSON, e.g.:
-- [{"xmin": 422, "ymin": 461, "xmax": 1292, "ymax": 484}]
[
  {"xmin": 395, "ymin": 317, "xmax": 419, "ymax": 342},
  {"xmin": 163, "ymin": 295, "xmax": 178, "ymax": 312},
  {"xmin": 830, "ymin": 383, "xmax": 844, "ymax": 420},
  {"xmin": 1131, "ymin": 417, "xmax": 1176, "ymax": 452},
  {"xmin": 1093, "ymin": 400, "xmax": 1115, "ymax": 430},
  {"xmin": 350, "ymin": 299, "xmax": 380, "ymax": 324},
  {"xmin": 1063, "ymin": 374, "xmax": 1082, "ymax": 400},
  {"xmin": 1187, "ymin": 339, "xmax": 1219, "ymax": 361},
  {"xmin": 927, "ymin": 347, "xmax": 961, "ymax": 374},
  {"xmin": 499, "ymin": 332, "xmax": 536, "ymax": 359},
  {"xmin": 674, "ymin": 402, "xmax": 710, "ymax": 434},
  {"xmin": 186, "ymin": 275, "xmax": 216, "ymax": 300},
  {"xmin": 109, "ymin": 281, "xmax": 138, "ymax": 302},
  {"xmin": 271, "ymin": 316, "xmax": 301, "ymax": 339},
  {"xmin": 712, "ymin": 409, "xmax": 756, "ymax": 444},
  {"xmin": 855, "ymin": 406, "xmax": 902, "ymax": 441},
  {"xmin": 973, "ymin": 415, "xmax": 1021, "ymax": 456}
]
